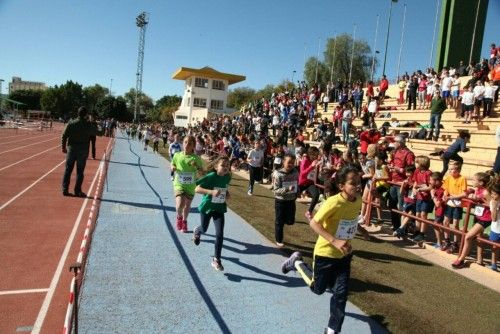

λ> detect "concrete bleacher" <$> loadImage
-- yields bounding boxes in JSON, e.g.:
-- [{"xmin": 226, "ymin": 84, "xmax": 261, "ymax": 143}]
[{"xmin": 309, "ymin": 77, "xmax": 497, "ymax": 179}]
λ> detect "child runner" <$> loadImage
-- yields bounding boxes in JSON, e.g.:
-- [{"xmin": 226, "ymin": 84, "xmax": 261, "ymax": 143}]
[
  {"xmin": 246, "ymin": 140, "xmax": 264, "ymax": 195},
  {"xmin": 281, "ymin": 165, "xmax": 362, "ymax": 334},
  {"xmin": 299, "ymin": 146, "xmax": 321, "ymax": 220},
  {"xmin": 452, "ymin": 172, "xmax": 492, "ymax": 268},
  {"xmin": 192, "ymin": 156, "xmax": 231, "ymax": 271},
  {"xmin": 272, "ymin": 154, "xmax": 299, "ymax": 247},
  {"xmin": 169, "ymin": 134, "xmax": 182, "ymax": 181},
  {"xmin": 171, "ymin": 135, "xmax": 203, "ymax": 233},
  {"xmin": 152, "ymin": 130, "xmax": 160, "ymax": 154},
  {"xmin": 441, "ymin": 162, "xmax": 467, "ymax": 253},
  {"xmin": 486, "ymin": 182, "xmax": 500, "ymax": 271},
  {"xmin": 430, "ymin": 172, "xmax": 445, "ymax": 248}
]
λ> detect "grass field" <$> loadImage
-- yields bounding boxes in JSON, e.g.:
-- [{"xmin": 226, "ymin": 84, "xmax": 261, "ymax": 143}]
[{"xmin": 155, "ymin": 144, "xmax": 500, "ymax": 334}]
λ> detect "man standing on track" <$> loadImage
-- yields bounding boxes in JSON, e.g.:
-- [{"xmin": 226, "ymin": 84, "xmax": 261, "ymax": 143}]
[{"xmin": 61, "ymin": 106, "xmax": 94, "ymax": 197}]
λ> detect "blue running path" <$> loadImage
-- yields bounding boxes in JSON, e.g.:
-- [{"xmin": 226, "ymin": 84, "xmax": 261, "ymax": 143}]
[{"xmin": 78, "ymin": 132, "xmax": 387, "ymax": 334}]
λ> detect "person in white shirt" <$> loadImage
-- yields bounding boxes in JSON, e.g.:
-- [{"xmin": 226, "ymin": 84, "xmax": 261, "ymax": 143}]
[
  {"xmin": 441, "ymin": 74, "xmax": 452, "ymax": 106},
  {"xmin": 483, "ymin": 80, "xmax": 498, "ymax": 118},
  {"xmin": 450, "ymin": 74, "xmax": 461, "ymax": 109},
  {"xmin": 461, "ymin": 86, "xmax": 474, "ymax": 123},
  {"xmin": 473, "ymin": 80, "xmax": 486, "ymax": 119},
  {"xmin": 246, "ymin": 141, "xmax": 264, "ymax": 195}
]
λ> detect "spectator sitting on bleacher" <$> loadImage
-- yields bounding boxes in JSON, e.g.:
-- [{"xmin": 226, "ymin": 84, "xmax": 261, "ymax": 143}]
[{"xmin": 359, "ymin": 126, "xmax": 381, "ymax": 156}]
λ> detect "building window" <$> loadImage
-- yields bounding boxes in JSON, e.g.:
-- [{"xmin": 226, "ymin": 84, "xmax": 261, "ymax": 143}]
[
  {"xmin": 186, "ymin": 97, "xmax": 190, "ymax": 106},
  {"xmin": 212, "ymin": 80, "xmax": 225, "ymax": 91},
  {"xmin": 210, "ymin": 99, "xmax": 224, "ymax": 110},
  {"xmin": 193, "ymin": 98, "xmax": 207, "ymax": 107},
  {"xmin": 194, "ymin": 77, "xmax": 208, "ymax": 88},
  {"xmin": 176, "ymin": 115, "xmax": 188, "ymax": 120}
]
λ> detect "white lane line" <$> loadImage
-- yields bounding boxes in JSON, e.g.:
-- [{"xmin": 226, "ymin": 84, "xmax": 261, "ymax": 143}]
[
  {"xmin": 31, "ymin": 162, "xmax": 102, "ymax": 334},
  {"xmin": 0, "ymin": 137, "xmax": 59, "ymax": 155},
  {"xmin": 0, "ymin": 133, "xmax": 55, "ymax": 146},
  {"xmin": 0, "ymin": 145, "xmax": 60, "ymax": 172},
  {"xmin": 0, "ymin": 160, "xmax": 65, "ymax": 212},
  {"xmin": 0, "ymin": 288, "xmax": 49, "ymax": 296}
]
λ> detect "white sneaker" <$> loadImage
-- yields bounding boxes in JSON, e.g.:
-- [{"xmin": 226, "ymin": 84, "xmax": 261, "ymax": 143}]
[
  {"xmin": 171, "ymin": 176, "xmax": 174, "ymax": 181},
  {"xmin": 247, "ymin": 190, "xmax": 252, "ymax": 196}
]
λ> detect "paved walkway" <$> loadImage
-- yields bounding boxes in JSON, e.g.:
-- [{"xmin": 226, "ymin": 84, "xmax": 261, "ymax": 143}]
[{"xmin": 78, "ymin": 132, "xmax": 386, "ymax": 334}]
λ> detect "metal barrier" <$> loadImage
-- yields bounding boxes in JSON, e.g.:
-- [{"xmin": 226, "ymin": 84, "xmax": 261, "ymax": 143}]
[{"xmin": 62, "ymin": 137, "xmax": 115, "ymax": 334}]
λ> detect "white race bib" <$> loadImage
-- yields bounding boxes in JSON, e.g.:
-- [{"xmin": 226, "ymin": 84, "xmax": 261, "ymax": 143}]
[
  {"xmin": 211, "ymin": 187, "xmax": 227, "ymax": 204},
  {"xmin": 334, "ymin": 219, "xmax": 359, "ymax": 240},
  {"xmin": 282, "ymin": 181, "xmax": 297, "ymax": 193},
  {"xmin": 473, "ymin": 205, "xmax": 485, "ymax": 217},
  {"xmin": 274, "ymin": 157, "xmax": 282, "ymax": 165},
  {"xmin": 178, "ymin": 172, "xmax": 194, "ymax": 185}
]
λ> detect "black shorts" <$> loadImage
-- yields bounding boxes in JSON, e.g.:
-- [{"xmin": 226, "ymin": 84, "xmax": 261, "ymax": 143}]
[{"xmin": 474, "ymin": 217, "xmax": 491, "ymax": 229}]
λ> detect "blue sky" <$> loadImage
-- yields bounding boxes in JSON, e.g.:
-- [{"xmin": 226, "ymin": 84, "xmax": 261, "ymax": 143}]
[{"xmin": 1, "ymin": 0, "xmax": 498, "ymax": 101}]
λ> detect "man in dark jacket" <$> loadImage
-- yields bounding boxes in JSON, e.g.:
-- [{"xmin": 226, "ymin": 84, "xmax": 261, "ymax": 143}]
[
  {"xmin": 407, "ymin": 77, "xmax": 418, "ymax": 110},
  {"xmin": 427, "ymin": 89, "xmax": 447, "ymax": 141},
  {"xmin": 61, "ymin": 106, "xmax": 95, "ymax": 197}
]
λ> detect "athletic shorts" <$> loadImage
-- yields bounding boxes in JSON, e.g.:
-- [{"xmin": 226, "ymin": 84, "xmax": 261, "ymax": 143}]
[
  {"xmin": 452, "ymin": 90, "xmax": 459, "ymax": 98},
  {"xmin": 434, "ymin": 215, "xmax": 444, "ymax": 224},
  {"xmin": 403, "ymin": 202, "xmax": 415, "ymax": 213},
  {"xmin": 489, "ymin": 230, "xmax": 500, "ymax": 242},
  {"xmin": 174, "ymin": 190, "xmax": 194, "ymax": 200},
  {"xmin": 474, "ymin": 99, "xmax": 483, "ymax": 107},
  {"xmin": 444, "ymin": 205, "xmax": 463, "ymax": 220},
  {"xmin": 442, "ymin": 90, "xmax": 450, "ymax": 98},
  {"xmin": 464, "ymin": 104, "xmax": 473, "ymax": 112},
  {"xmin": 474, "ymin": 217, "xmax": 491, "ymax": 229},
  {"xmin": 416, "ymin": 199, "xmax": 434, "ymax": 214}
]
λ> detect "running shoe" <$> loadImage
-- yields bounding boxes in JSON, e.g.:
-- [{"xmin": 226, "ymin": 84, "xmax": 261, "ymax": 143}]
[
  {"xmin": 211, "ymin": 258, "xmax": 224, "ymax": 271},
  {"xmin": 275, "ymin": 242, "xmax": 284, "ymax": 248},
  {"xmin": 488, "ymin": 264, "xmax": 498, "ymax": 271},
  {"xmin": 440, "ymin": 240, "xmax": 450, "ymax": 252},
  {"xmin": 413, "ymin": 233, "xmax": 425, "ymax": 242},
  {"xmin": 281, "ymin": 251, "xmax": 302, "ymax": 274},
  {"xmin": 181, "ymin": 220, "xmax": 188, "ymax": 233},
  {"xmin": 447, "ymin": 242, "xmax": 458, "ymax": 254},
  {"xmin": 247, "ymin": 190, "xmax": 252, "ymax": 196},
  {"xmin": 451, "ymin": 259, "xmax": 465, "ymax": 269},
  {"xmin": 193, "ymin": 227, "xmax": 201, "ymax": 245},
  {"xmin": 74, "ymin": 191, "xmax": 87, "ymax": 198},
  {"xmin": 176, "ymin": 216, "xmax": 183, "ymax": 231}
]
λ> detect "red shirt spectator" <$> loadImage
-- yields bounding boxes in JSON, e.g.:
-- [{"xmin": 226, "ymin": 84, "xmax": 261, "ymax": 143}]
[
  {"xmin": 299, "ymin": 157, "xmax": 317, "ymax": 187},
  {"xmin": 433, "ymin": 187, "xmax": 445, "ymax": 217},
  {"xmin": 413, "ymin": 169, "xmax": 432, "ymax": 200},
  {"xmin": 389, "ymin": 138, "xmax": 415, "ymax": 182},
  {"xmin": 359, "ymin": 128, "xmax": 381, "ymax": 155},
  {"xmin": 367, "ymin": 82, "xmax": 374, "ymax": 97},
  {"xmin": 380, "ymin": 77, "xmax": 389, "ymax": 92}
]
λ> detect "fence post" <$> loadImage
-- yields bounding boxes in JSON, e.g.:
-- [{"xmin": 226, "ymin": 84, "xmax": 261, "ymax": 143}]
[{"xmin": 69, "ymin": 263, "xmax": 82, "ymax": 334}]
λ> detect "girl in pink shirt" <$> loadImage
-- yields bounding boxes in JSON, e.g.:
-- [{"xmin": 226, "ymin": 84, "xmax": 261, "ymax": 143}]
[{"xmin": 299, "ymin": 146, "xmax": 321, "ymax": 220}]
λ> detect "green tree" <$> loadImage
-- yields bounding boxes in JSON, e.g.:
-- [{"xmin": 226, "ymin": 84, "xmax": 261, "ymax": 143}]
[
  {"xmin": 304, "ymin": 33, "xmax": 376, "ymax": 88},
  {"xmin": 155, "ymin": 95, "xmax": 181, "ymax": 109},
  {"xmin": 8, "ymin": 89, "xmax": 42, "ymax": 111},
  {"xmin": 40, "ymin": 80, "xmax": 83, "ymax": 120},
  {"xmin": 123, "ymin": 88, "xmax": 154, "ymax": 121},
  {"xmin": 83, "ymin": 84, "xmax": 109, "ymax": 114},
  {"xmin": 227, "ymin": 87, "xmax": 256, "ymax": 109},
  {"xmin": 95, "ymin": 95, "xmax": 131, "ymax": 121}
]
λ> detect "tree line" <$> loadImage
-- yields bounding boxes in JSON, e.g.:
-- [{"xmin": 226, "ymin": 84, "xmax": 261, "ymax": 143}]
[{"xmin": 4, "ymin": 81, "xmax": 181, "ymax": 123}]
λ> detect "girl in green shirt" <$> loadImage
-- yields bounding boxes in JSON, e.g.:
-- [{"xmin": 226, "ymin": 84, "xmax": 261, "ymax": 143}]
[{"xmin": 193, "ymin": 156, "xmax": 231, "ymax": 271}]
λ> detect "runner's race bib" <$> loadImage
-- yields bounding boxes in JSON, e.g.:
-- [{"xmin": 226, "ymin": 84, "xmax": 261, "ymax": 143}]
[
  {"xmin": 211, "ymin": 187, "xmax": 227, "ymax": 203},
  {"xmin": 178, "ymin": 172, "xmax": 194, "ymax": 185},
  {"xmin": 282, "ymin": 181, "xmax": 297, "ymax": 193},
  {"xmin": 334, "ymin": 219, "xmax": 358, "ymax": 240},
  {"xmin": 473, "ymin": 205, "xmax": 485, "ymax": 217},
  {"xmin": 274, "ymin": 157, "xmax": 282, "ymax": 165},
  {"xmin": 307, "ymin": 170, "xmax": 316, "ymax": 181}
]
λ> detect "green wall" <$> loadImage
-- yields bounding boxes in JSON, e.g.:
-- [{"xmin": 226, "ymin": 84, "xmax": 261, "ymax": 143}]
[{"xmin": 435, "ymin": 0, "xmax": 489, "ymax": 69}]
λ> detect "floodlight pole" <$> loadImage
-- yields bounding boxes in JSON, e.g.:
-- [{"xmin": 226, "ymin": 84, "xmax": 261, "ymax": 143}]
[
  {"xmin": 382, "ymin": 0, "xmax": 398, "ymax": 77},
  {"xmin": 0, "ymin": 79, "xmax": 4, "ymax": 113},
  {"xmin": 134, "ymin": 12, "xmax": 148, "ymax": 123},
  {"xmin": 371, "ymin": 15, "xmax": 380, "ymax": 82},
  {"xmin": 396, "ymin": 4, "xmax": 407, "ymax": 80}
]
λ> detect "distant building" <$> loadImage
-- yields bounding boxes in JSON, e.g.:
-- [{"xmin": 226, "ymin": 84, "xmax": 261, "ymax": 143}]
[
  {"xmin": 9, "ymin": 77, "xmax": 46, "ymax": 94},
  {"xmin": 171, "ymin": 66, "xmax": 245, "ymax": 128}
]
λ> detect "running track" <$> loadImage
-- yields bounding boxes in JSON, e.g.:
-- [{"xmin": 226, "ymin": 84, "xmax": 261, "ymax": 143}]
[{"xmin": 0, "ymin": 126, "xmax": 112, "ymax": 333}]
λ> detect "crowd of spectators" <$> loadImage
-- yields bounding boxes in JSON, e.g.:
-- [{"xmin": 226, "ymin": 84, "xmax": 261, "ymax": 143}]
[{"xmin": 119, "ymin": 42, "xmax": 500, "ymax": 271}]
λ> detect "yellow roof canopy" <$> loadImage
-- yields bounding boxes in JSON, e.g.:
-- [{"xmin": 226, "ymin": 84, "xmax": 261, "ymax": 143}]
[{"xmin": 171, "ymin": 66, "xmax": 245, "ymax": 85}]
